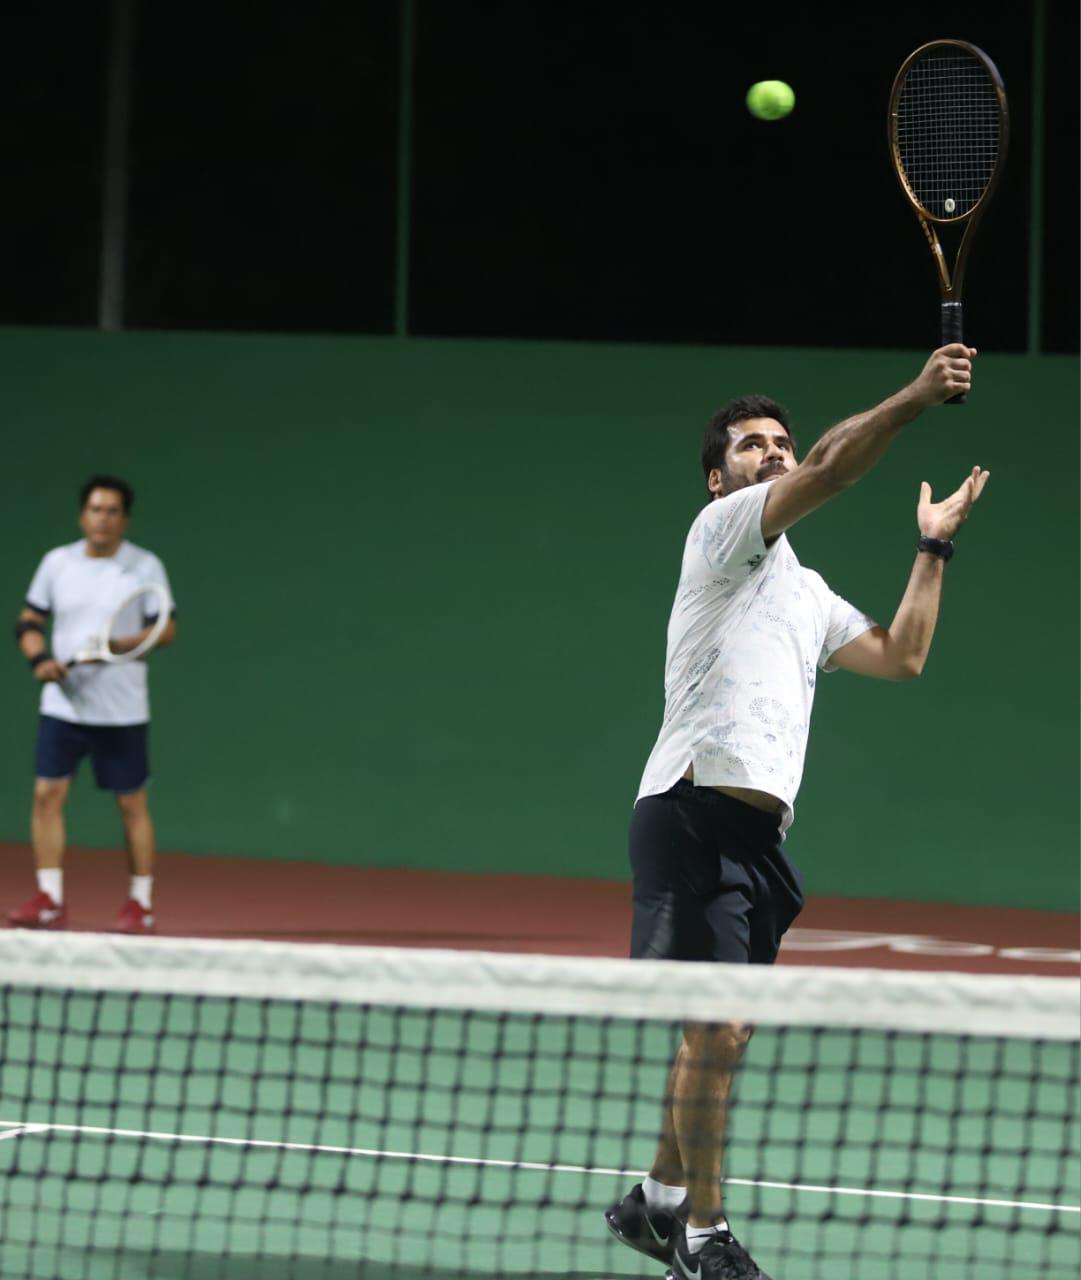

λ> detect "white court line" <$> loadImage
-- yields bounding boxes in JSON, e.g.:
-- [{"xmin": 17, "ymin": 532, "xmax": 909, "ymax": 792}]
[{"xmin": 1, "ymin": 1120, "xmax": 1077, "ymax": 1217}]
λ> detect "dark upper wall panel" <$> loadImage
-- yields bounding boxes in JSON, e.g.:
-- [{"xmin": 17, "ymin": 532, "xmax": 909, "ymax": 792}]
[
  {"xmin": 1, "ymin": 7, "xmax": 107, "ymax": 325},
  {"xmin": 2, "ymin": 4, "xmax": 1072, "ymax": 352},
  {"xmin": 409, "ymin": 3, "xmax": 1036, "ymax": 351},
  {"xmin": 126, "ymin": 1, "xmax": 398, "ymax": 334}
]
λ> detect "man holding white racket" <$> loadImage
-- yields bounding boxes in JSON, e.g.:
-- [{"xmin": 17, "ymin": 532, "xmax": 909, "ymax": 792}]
[{"xmin": 11, "ymin": 475, "xmax": 176, "ymax": 935}]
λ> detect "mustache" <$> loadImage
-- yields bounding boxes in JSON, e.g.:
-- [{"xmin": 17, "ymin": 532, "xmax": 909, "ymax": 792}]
[{"xmin": 758, "ymin": 462, "xmax": 787, "ymax": 477}]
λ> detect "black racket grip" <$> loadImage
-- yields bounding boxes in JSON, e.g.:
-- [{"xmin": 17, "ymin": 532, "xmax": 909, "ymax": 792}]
[{"xmin": 940, "ymin": 302, "xmax": 966, "ymax": 405}]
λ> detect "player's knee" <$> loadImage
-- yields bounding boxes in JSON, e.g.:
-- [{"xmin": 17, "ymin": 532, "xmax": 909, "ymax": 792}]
[
  {"xmin": 683, "ymin": 1020, "xmax": 752, "ymax": 1066},
  {"xmin": 32, "ymin": 779, "xmax": 68, "ymax": 812},
  {"xmin": 115, "ymin": 788, "xmax": 148, "ymax": 818}
]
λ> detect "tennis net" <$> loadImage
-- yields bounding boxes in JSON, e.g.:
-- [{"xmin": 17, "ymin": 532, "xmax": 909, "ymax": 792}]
[{"xmin": 0, "ymin": 932, "xmax": 1077, "ymax": 1279}]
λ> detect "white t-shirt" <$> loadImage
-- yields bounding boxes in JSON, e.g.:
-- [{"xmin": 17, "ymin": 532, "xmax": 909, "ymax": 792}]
[
  {"xmin": 26, "ymin": 540, "xmax": 174, "ymax": 726},
  {"xmin": 637, "ymin": 484, "xmax": 875, "ymax": 832}
]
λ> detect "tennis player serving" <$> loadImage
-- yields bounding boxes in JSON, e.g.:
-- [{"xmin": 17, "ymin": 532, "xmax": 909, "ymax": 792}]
[
  {"xmin": 605, "ymin": 346, "xmax": 988, "ymax": 1280},
  {"xmin": 10, "ymin": 475, "xmax": 176, "ymax": 935}
]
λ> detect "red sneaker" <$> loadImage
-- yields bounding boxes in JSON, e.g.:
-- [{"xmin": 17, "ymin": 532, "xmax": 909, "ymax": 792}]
[
  {"xmin": 113, "ymin": 898, "xmax": 155, "ymax": 934},
  {"xmin": 9, "ymin": 891, "xmax": 67, "ymax": 929}
]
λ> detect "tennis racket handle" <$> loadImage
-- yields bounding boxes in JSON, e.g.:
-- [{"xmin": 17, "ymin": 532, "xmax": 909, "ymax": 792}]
[{"xmin": 940, "ymin": 302, "xmax": 966, "ymax": 405}]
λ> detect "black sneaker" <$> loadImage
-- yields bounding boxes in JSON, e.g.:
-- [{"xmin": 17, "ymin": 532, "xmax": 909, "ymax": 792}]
[
  {"xmin": 604, "ymin": 1182, "xmax": 688, "ymax": 1264},
  {"xmin": 663, "ymin": 1224, "xmax": 773, "ymax": 1280}
]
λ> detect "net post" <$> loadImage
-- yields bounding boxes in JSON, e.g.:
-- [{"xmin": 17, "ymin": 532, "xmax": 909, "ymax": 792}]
[
  {"xmin": 98, "ymin": 0, "xmax": 137, "ymax": 332},
  {"xmin": 394, "ymin": 0, "xmax": 416, "ymax": 339},
  {"xmin": 1027, "ymin": 0, "xmax": 1047, "ymax": 356}
]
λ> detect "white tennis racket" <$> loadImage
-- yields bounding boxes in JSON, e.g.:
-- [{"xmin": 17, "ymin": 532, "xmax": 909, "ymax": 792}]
[{"xmin": 68, "ymin": 582, "xmax": 173, "ymax": 666}]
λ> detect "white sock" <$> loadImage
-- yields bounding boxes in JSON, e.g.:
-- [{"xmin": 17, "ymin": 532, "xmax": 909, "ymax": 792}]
[
  {"xmin": 37, "ymin": 869, "xmax": 63, "ymax": 905},
  {"xmin": 130, "ymin": 876, "xmax": 153, "ymax": 910},
  {"xmin": 642, "ymin": 1175, "xmax": 686, "ymax": 1213},
  {"xmin": 686, "ymin": 1220, "xmax": 729, "ymax": 1254}
]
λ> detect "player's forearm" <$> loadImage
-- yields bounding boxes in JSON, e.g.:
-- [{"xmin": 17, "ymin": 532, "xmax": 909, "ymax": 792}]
[
  {"xmin": 802, "ymin": 384, "xmax": 925, "ymax": 490},
  {"xmin": 110, "ymin": 628, "xmax": 146, "ymax": 654},
  {"xmin": 883, "ymin": 551, "xmax": 946, "ymax": 678},
  {"xmin": 15, "ymin": 619, "xmax": 47, "ymax": 661},
  {"xmin": 18, "ymin": 633, "xmax": 46, "ymax": 660},
  {"xmin": 111, "ymin": 626, "xmax": 155, "ymax": 654},
  {"xmin": 113, "ymin": 618, "xmax": 176, "ymax": 654}
]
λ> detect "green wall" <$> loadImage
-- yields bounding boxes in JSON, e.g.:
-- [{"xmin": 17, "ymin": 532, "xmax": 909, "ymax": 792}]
[{"xmin": 2, "ymin": 329, "xmax": 1077, "ymax": 910}]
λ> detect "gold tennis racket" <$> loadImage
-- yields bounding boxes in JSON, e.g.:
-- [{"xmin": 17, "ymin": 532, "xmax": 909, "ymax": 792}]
[{"xmin": 889, "ymin": 39, "xmax": 1009, "ymax": 403}]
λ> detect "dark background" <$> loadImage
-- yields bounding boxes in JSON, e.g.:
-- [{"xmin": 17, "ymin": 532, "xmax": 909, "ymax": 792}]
[{"xmin": 4, "ymin": 1, "xmax": 1077, "ymax": 351}]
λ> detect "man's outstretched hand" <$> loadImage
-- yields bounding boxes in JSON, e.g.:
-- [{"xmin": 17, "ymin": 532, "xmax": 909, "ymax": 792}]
[{"xmin": 918, "ymin": 466, "xmax": 990, "ymax": 541}]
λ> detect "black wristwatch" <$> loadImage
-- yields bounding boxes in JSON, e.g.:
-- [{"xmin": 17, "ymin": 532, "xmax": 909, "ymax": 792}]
[
  {"xmin": 918, "ymin": 535, "xmax": 954, "ymax": 561},
  {"xmin": 28, "ymin": 652, "xmax": 50, "ymax": 670}
]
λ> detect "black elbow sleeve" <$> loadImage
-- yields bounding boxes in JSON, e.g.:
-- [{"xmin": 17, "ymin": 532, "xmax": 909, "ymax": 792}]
[{"xmin": 15, "ymin": 620, "xmax": 45, "ymax": 643}]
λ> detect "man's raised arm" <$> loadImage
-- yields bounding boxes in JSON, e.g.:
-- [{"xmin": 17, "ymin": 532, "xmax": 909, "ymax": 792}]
[
  {"xmin": 762, "ymin": 344, "xmax": 976, "ymax": 541},
  {"xmin": 830, "ymin": 466, "xmax": 990, "ymax": 681}
]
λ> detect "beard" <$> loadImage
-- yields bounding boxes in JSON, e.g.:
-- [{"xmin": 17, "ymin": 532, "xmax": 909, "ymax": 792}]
[{"xmin": 717, "ymin": 461, "xmax": 788, "ymax": 496}]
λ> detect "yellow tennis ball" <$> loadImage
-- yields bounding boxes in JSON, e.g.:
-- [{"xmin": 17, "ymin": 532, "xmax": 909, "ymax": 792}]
[{"xmin": 746, "ymin": 80, "xmax": 795, "ymax": 121}]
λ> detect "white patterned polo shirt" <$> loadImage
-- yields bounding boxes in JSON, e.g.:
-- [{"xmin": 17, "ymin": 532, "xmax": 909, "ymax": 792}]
[{"xmin": 637, "ymin": 483, "xmax": 875, "ymax": 833}]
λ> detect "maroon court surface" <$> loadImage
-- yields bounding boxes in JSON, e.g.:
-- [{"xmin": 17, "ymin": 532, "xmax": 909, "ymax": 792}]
[{"xmin": 1, "ymin": 841, "xmax": 1076, "ymax": 977}]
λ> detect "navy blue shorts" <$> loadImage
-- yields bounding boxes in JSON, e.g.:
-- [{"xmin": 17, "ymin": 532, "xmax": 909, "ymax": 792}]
[
  {"xmin": 629, "ymin": 779, "xmax": 804, "ymax": 965},
  {"xmin": 35, "ymin": 715, "xmax": 150, "ymax": 794}
]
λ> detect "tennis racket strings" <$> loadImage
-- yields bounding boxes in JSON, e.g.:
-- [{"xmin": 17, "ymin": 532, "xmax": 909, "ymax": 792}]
[{"xmin": 893, "ymin": 49, "xmax": 1004, "ymax": 221}]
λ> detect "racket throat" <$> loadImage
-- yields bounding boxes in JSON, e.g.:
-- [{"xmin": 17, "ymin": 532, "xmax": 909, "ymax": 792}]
[{"xmin": 919, "ymin": 220, "xmax": 955, "ymax": 298}]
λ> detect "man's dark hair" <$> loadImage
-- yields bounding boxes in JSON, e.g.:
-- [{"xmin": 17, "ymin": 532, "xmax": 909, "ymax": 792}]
[
  {"xmin": 701, "ymin": 395, "xmax": 795, "ymax": 490},
  {"xmin": 80, "ymin": 474, "xmax": 135, "ymax": 514}
]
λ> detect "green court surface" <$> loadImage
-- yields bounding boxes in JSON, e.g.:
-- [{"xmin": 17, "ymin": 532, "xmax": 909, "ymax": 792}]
[{"xmin": 1, "ymin": 990, "xmax": 1077, "ymax": 1279}]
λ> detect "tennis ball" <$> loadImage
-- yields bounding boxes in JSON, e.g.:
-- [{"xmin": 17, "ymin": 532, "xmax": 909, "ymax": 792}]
[{"xmin": 746, "ymin": 80, "xmax": 795, "ymax": 121}]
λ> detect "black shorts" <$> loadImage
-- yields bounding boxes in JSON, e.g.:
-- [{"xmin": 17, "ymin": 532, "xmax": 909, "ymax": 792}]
[
  {"xmin": 629, "ymin": 779, "xmax": 804, "ymax": 965},
  {"xmin": 35, "ymin": 715, "xmax": 150, "ymax": 794}
]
